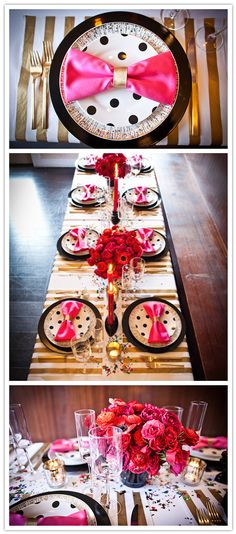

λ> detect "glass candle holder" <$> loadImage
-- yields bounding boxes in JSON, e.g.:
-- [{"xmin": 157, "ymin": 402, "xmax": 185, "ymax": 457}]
[
  {"xmin": 106, "ymin": 341, "xmax": 122, "ymax": 361},
  {"xmin": 43, "ymin": 459, "xmax": 67, "ymax": 488},
  {"xmin": 181, "ymin": 457, "xmax": 207, "ymax": 486}
]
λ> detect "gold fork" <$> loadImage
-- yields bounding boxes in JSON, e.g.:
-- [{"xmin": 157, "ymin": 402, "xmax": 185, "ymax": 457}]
[
  {"xmin": 29, "ymin": 50, "xmax": 42, "ymax": 129},
  {"xmin": 196, "ymin": 507, "xmax": 211, "ymax": 525},
  {"xmin": 42, "ymin": 41, "xmax": 54, "ymax": 129},
  {"xmin": 206, "ymin": 500, "xmax": 224, "ymax": 524}
]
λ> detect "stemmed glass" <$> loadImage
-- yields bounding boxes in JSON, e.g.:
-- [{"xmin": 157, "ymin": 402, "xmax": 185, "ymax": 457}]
[
  {"xmin": 186, "ymin": 401, "xmax": 208, "ymax": 437},
  {"xmin": 160, "ymin": 9, "xmax": 189, "ymax": 31},
  {"xmin": 122, "ymin": 264, "xmax": 133, "ymax": 301},
  {"xmin": 10, "ymin": 404, "xmax": 35, "ymax": 474},
  {"xmin": 128, "ymin": 155, "xmax": 142, "ymax": 177},
  {"xmin": 89, "ymin": 426, "xmax": 123, "ymax": 510},
  {"xmin": 130, "ymin": 257, "xmax": 145, "ymax": 294},
  {"xmin": 195, "ymin": 22, "xmax": 227, "ymax": 52},
  {"xmin": 90, "ymin": 318, "xmax": 104, "ymax": 351},
  {"xmin": 70, "ymin": 337, "xmax": 92, "ymax": 374},
  {"xmin": 162, "ymin": 405, "xmax": 184, "ymax": 422},
  {"xmin": 74, "ymin": 409, "xmax": 96, "ymax": 492}
]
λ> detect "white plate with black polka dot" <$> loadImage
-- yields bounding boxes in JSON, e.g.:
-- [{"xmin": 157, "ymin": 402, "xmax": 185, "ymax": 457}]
[
  {"xmin": 190, "ymin": 448, "xmax": 223, "ymax": 462},
  {"xmin": 38, "ymin": 299, "xmax": 101, "ymax": 353},
  {"xmin": 57, "ymin": 228, "xmax": 99, "ymax": 260},
  {"xmin": 123, "ymin": 187, "xmax": 161, "ymax": 208},
  {"xmin": 10, "ymin": 491, "xmax": 111, "ymax": 525},
  {"xmin": 122, "ymin": 297, "xmax": 185, "ymax": 353},
  {"xmin": 69, "ymin": 185, "xmax": 105, "ymax": 206},
  {"xmin": 48, "ymin": 442, "xmax": 86, "ymax": 467},
  {"xmin": 134, "ymin": 229, "xmax": 167, "ymax": 260}
]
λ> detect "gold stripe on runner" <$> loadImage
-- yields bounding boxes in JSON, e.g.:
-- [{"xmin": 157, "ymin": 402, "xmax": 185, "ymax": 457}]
[
  {"xmin": 15, "ymin": 16, "xmax": 36, "ymax": 140},
  {"xmin": 185, "ymin": 18, "xmax": 200, "ymax": 146},
  {"xmin": 164, "ymin": 18, "xmax": 179, "ymax": 146},
  {"xmin": 132, "ymin": 492, "xmax": 147, "ymax": 525},
  {"xmin": 179, "ymin": 491, "xmax": 199, "ymax": 522},
  {"xmin": 117, "ymin": 493, "xmax": 128, "ymax": 526},
  {"xmin": 58, "ymin": 17, "xmax": 75, "ymax": 142},
  {"xmin": 204, "ymin": 18, "xmax": 223, "ymax": 146},
  {"xmin": 36, "ymin": 16, "xmax": 55, "ymax": 142},
  {"xmin": 208, "ymin": 488, "xmax": 224, "ymax": 504}
]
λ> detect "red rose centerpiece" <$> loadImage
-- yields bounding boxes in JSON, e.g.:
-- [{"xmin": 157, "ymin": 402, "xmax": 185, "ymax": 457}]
[
  {"xmin": 95, "ymin": 153, "xmax": 130, "ymax": 183},
  {"xmin": 87, "ymin": 227, "xmax": 143, "ymax": 280},
  {"xmin": 96, "ymin": 398, "xmax": 199, "ymax": 487}
]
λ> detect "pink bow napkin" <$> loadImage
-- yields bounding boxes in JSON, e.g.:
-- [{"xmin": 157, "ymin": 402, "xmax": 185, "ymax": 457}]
[
  {"xmin": 192, "ymin": 436, "xmax": 228, "ymax": 450},
  {"xmin": 54, "ymin": 301, "xmax": 83, "ymax": 342},
  {"xmin": 70, "ymin": 227, "xmax": 89, "ymax": 252},
  {"xmin": 135, "ymin": 187, "xmax": 148, "ymax": 204},
  {"xmin": 50, "ymin": 438, "xmax": 77, "ymax": 453},
  {"xmin": 84, "ymin": 154, "xmax": 97, "ymax": 167},
  {"xmin": 137, "ymin": 228, "xmax": 155, "ymax": 253},
  {"xmin": 143, "ymin": 302, "xmax": 170, "ymax": 343},
  {"xmin": 63, "ymin": 49, "xmax": 177, "ymax": 104},
  {"xmin": 10, "ymin": 510, "xmax": 88, "ymax": 526},
  {"xmin": 82, "ymin": 184, "xmax": 96, "ymax": 201}
]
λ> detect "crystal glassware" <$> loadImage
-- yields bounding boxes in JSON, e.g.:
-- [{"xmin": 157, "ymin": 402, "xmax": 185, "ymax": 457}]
[
  {"xmin": 91, "ymin": 317, "xmax": 104, "ymax": 350},
  {"xmin": 160, "ymin": 9, "xmax": 189, "ymax": 30},
  {"xmin": 186, "ymin": 401, "xmax": 208, "ymax": 437},
  {"xmin": 43, "ymin": 459, "xmax": 67, "ymax": 488},
  {"xmin": 195, "ymin": 23, "xmax": 227, "ymax": 52},
  {"xmin": 128, "ymin": 155, "xmax": 142, "ymax": 177},
  {"xmin": 10, "ymin": 404, "xmax": 35, "ymax": 474},
  {"xmin": 70, "ymin": 337, "xmax": 92, "ymax": 374},
  {"xmin": 162, "ymin": 405, "xmax": 184, "ymax": 422},
  {"xmin": 129, "ymin": 257, "xmax": 145, "ymax": 293},
  {"xmin": 122, "ymin": 264, "xmax": 133, "ymax": 301},
  {"xmin": 74, "ymin": 409, "xmax": 96, "ymax": 492}
]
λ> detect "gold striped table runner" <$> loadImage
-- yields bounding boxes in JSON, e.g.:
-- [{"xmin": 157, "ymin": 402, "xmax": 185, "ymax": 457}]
[
  {"xmin": 11, "ymin": 11, "xmax": 227, "ymax": 146},
  {"xmin": 28, "ymin": 165, "xmax": 193, "ymax": 380}
]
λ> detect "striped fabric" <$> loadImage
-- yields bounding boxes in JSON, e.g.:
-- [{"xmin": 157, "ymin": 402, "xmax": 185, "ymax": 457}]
[
  {"xmin": 27, "ymin": 164, "xmax": 193, "ymax": 381},
  {"xmin": 9, "ymin": 9, "xmax": 227, "ymax": 146}
]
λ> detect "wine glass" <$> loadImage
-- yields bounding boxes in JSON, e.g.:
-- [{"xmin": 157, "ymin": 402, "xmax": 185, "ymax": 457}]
[
  {"xmin": 162, "ymin": 405, "xmax": 184, "ymax": 422},
  {"xmin": 122, "ymin": 264, "xmax": 133, "ymax": 301},
  {"xmin": 129, "ymin": 155, "xmax": 142, "ymax": 177},
  {"xmin": 90, "ymin": 318, "xmax": 104, "ymax": 350},
  {"xmin": 70, "ymin": 337, "xmax": 92, "ymax": 374},
  {"xmin": 129, "ymin": 257, "xmax": 145, "ymax": 293},
  {"xmin": 89, "ymin": 426, "xmax": 123, "ymax": 510},
  {"xmin": 160, "ymin": 9, "xmax": 189, "ymax": 31},
  {"xmin": 195, "ymin": 22, "xmax": 227, "ymax": 52},
  {"xmin": 10, "ymin": 404, "xmax": 35, "ymax": 474},
  {"xmin": 74, "ymin": 409, "xmax": 96, "ymax": 492},
  {"xmin": 186, "ymin": 401, "xmax": 208, "ymax": 437}
]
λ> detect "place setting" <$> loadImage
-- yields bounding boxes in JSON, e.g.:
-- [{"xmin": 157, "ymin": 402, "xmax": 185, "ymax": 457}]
[
  {"xmin": 57, "ymin": 227, "xmax": 100, "ymax": 260},
  {"xmin": 68, "ymin": 184, "xmax": 106, "ymax": 208}
]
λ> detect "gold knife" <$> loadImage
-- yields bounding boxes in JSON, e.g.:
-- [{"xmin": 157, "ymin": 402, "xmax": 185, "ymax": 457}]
[{"xmin": 187, "ymin": 37, "xmax": 200, "ymax": 137}]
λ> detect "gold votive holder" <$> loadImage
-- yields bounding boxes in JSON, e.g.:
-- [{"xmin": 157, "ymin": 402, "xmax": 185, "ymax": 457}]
[
  {"xmin": 180, "ymin": 457, "xmax": 207, "ymax": 486},
  {"xmin": 43, "ymin": 459, "xmax": 67, "ymax": 488},
  {"xmin": 106, "ymin": 341, "xmax": 122, "ymax": 361}
]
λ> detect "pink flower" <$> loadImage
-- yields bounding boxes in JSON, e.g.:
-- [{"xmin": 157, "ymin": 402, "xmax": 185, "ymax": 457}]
[
  {"xmin": 141, "ymin": 404, "xmax": 162, "ymax": 422},
  {"xmin": 146, "ymin": 454, "xmax": 160, "ymax": 476},
  {"xmin": 141, "ymin": 419, "xmax": 165, "ymax": 441},
  {"xmin": 159, "ymin": 409, "xmax": 182, "ymax": 432},
  {"xmin": 128, "ymin": 447, "xmax": 150, "ymax": 474},
  {"xmin": 166, "ymin": 448, "xmax": 190, "ymax": 475}
]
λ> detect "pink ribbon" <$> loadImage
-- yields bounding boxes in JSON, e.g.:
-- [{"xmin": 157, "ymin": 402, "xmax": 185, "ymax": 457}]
[
  {"xmin": 50, "ymin": 438, "xmax": 76, "ymax": 453},
  {"xmin": 135, "ymin": 186, "xmax": 148, "ymax": 204},
  {"xmin": 143, "ymin": 302, "xmax": 170, "ymax": 343},
  {"xmin": 63, "ymin": 49, "xmax": 177, "ymax": 104},
  {"xmin": 70, "ymin": 227, "xmax": 89, "ymax": 252},
  {"xmin": 82, "ymin": 184, "xmax": 95, "ymax": 201},
  {"xmin": 10, "ymin": 511, "xmax": 88, "ymax": 526},
  {"xmin": 137, "ymin": 228, "xmax": 155, "ymax": 253},
  {"xmin": 192, "ymin": 436, "xmax": 228, "ymax": 450},
  {"xmin": 54, "ymin": 301, "xmax": 83, "ymax": 342},
  {"xmin": 83, "ymin": 154, "xmax": 97, "ymax": 167}
]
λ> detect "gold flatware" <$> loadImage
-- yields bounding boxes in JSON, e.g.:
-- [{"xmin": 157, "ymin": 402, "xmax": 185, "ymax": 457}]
[
  {"xmin": 206, "ymin": 500, "xmax": 224, "ymax": 525},
  {"xmin": 187, "ymin": 37, "xmax": 200, "ymax": 138},
  {"xmin": 42, "ymin": 41, "xmax": 54, "ymax": 129},
  {"xmin": 29, "ymin": 50, "xmax": 42, "ymax": 129},
  {"xmin": 196, "ymin": 507, "xmax": 211, "ymax": 525}
]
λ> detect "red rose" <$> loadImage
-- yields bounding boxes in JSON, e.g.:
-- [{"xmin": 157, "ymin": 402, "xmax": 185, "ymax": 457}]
[
  {"xmin": 182, "ymin": 428, "xmax": 199, "ymax": 446},
  {"xmin": 146, "ymin": 454, "xmax": 160, "ymax": 476},
  {"xmin": 164, "ymin": 426, "xmax": 178, "ymax": 451},
  {"xmin": 133, "ymin": 427, "xmax": 146, "ymax": 447},
  {"xmin": 128, "ymin": 401, "xmax": 144, "ymax": 413},
  {"xmin": 149, "ymin": 434, "xmax": 167, "ymax": 452},
  {"xmin": 159, "ymin": 409, "xmax": 182, "ymax": 433},
  {"xmin": 166, "ymin": 448, "xmax": 190, "ymax": 476},
  {"xmin": 122, "ymin": 433, "xmax": 131, "ymax": 451},
  {"xmin": 96, "ymin": 261, "xmax": 107, "ymax": 272},
  {"xmin": 141, "ymin": 419, "xmax": 165, "ymax": 441},
  {"xmin": 128, "ymin": 448, "xmax": 149, "ymax": 474}
]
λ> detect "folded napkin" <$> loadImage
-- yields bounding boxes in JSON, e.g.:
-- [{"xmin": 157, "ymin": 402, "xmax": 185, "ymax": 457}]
[
  {"xmin": 83, "ymin": 154, "xmax": 97, "ymax": 167},
  {"xmin": 64, "ymin": 49, "xmax": 177, "ymax": 104},
  {"xmin": 192, "ymin": 436, "xmax": 228, "ymax": 450},
  {"xmin": 143, "ymin": 302, "xmax": 170, "ymax": 343},
  {"xmin": 10, "ymin": 510, "xmax": 88, "ymax": 526},
  {"xmin": 135, "ymin": 186, "xmax": 148, "ymax": 204},
  {"xmin": 82, "ymin": 184, "xmax": 96, "ymax": 201},
  {"xmin": 50, "ymin": 438, "xmax": 77, "ymax": 453},
  {"xmin": 137, "ymin": 228, "xmax": 155, "ymax": 253},
  {"xmin": 70, "ymin": 227, "xmax": 89, "ymax": 252},
  {"xmin": 54, "ymin": 301, "xmax": 83, "ymax": 342}
]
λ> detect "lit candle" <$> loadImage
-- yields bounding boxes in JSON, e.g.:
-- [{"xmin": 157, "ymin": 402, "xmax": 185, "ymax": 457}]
[
  {"xmin": 113, "ymin": 163, "xmax": 119, "ymax": 211},
  {"xmin": 107, "ymin": 263, "xmax": 114, "ymax": 286},
  {"xmin": 106, "ymin": 341, "xmax": 121, "ymax": 361},
  {"xmin": 107, "ymin": 281, "xmax": 115, "ymax": 326}
]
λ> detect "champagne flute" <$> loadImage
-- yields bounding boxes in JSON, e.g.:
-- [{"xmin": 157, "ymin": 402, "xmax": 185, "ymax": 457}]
[
  {"xmin": 186, "ymin": 401, "xmax": 208, "ymax": 437},
  {"xmin": 74, "ymin": 409, "xmax": 96, "ymax": 492},
  {"xmin": 130, "ymin": 257, "xmax": 145, "ymax": 294},
  {"xmin": 10, "ymin": 404, "xmax": 35, "ymax": 474},
  {"xmin": 160, "ymin": 9, "xmax": 189, "ymax": 30},
  {"xmin": 70, "ymin": 337, "xmax": 92, "ymax": 374},
  {"xmin": 90, "ymin": 318, "xmax": 104, "ymax": 350},
  {"xmin": 195, "ymin": 22, "xmax": 227, "ymax": 52},
  {"xmin": 122, "ymin": 264, "xmax": 133, "ymax": 301}
]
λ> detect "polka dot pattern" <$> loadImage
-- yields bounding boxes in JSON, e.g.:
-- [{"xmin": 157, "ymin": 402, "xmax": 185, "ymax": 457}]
[{"xmin": 128, "ymin": 301, "xmax": 182, "ymax": 348}]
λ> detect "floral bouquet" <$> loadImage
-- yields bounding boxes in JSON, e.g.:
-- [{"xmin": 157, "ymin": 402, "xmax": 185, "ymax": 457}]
[
  {"xmin": 87, "ymin": 227, "xmax": 143, "ymax": 280},
  {"xmin": 95, "ymin": 153, "xmax": 130, "ymax": 182},
  {"xmin": 96, "ymin": 398, "xmax": 199, "ymax": 477}
]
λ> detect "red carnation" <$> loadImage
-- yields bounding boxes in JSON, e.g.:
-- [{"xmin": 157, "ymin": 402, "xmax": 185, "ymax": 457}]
[{"xmin": 182, "ymin": 428, "xmax": 199, "ymax": 446}]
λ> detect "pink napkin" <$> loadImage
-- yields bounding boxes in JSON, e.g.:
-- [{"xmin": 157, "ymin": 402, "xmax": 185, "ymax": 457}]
[
  {"xmin": 50, "ymin": 438, "xmax": 77, "ymax": 453},
  {"xmin": 10, "ymin": 510, "xmax": 88, "ymax": 526},
  {"xmin": 192, "ymin": 436, "xmax": 228, "ymax": 449},
  {"xmin": 83, "ymin": 154, "xmax": 97, "ymax": 167},
  {"xmin": 63, "ymin": 49, "xmax": 177, "ymax": 104},
  {"xmin": 54, "ymin": 301, "xmax": 83, "ymax": 342},
  {"xmin": 143, "ymin": 302, "xmax": 170, "ymax": 343},
  {"xmin": 82, "ymin": 184, "xmax": 96, "ymax": 201},
  {"xmin": 137, "ymin": 228, "xmax": 155, "ymax": 253},
  {"xmin": 70, "ymin": 227, "xmax": 89, "ymax": 252},
  {"xmin": 135, "ymin": 187, "xmax": 148, "ymax": 204}
]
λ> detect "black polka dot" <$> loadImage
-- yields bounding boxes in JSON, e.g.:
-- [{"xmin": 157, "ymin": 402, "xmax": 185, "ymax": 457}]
[
  {"xmin": 82, "ymin": 47, "xmax": 87, "ymax": 52},
  {"xmin": 36, "ymin": 515, "xmax": 44, "ymax": 519},
  {"xmin": 118, "ymin": 51, "xmax": 127, "ymax": 60},
  {"xmin": 100, "ymin": 36, "xmax": 109, "ymax": 45},
  {"xmin": 152, "ymin": 106, "xmax": 158, "ymax": 113},
  {"xmin": 139, "ymin": 42, "xmax": 147, "ymax": 51},
  {"xmin": 143, "ymin": 323, "xmax": 147, "ymax": 328},
  {"xmin": 70, "ymin": 504, "xmax": 76, "ymax": 508},
  {"xmin": 49, "ymin": 326, "xmax": 54, "ymax": 330},
  {"xmin": 173, "ymin": 318, "xmax": 176, "ymax": 321},
  {"xmin": 133, "ymin": 93, "xmax": 142, "ymax": 100},
  {"xmin": 146, "ymin": 315, "xmax": 149, "ymax": 319},
  {"xmin": 165, "ymin": 311, "xmax": 169, "ymax": 315},
  {"xmin": 58, "ymin": 320, "xmax": 62, "ymax": 324},
  {"xmin": 107, "ymin": 123, "xmax": 114, "ymax": 127},
  {"xmin": 52, "ymin": 501, "xmax": 60, "ymax": 508},
  {"xmin": 86, "ymin": 316, "xmax": 90, "ymax": 321},
  {"xmin": 76, "ymin": 316, "xmax": 80, "ymax": 320},
  {"xmin": 129, "ymin": 115, "xmax": 138, "ymax": 124},
  {"xmin": 110, "ymin": 99, "xmax": 119, "ymax": 108},
  {"xmin": 163, "ymin": 320, "xmax": 167, "ymax": 324},
  {"xmin": 67, "ymin": 238, "xmax": 70, "ymax": 242},
  {"xmin": 56, "ymin": 311, "xmax": 60, "ymax": 315},
  {"xmin": 121, "ymin": 33, "xmax": 128, "ymax": 36},
  {"xmin": 137, "ymin": 316, "xmax": 141, "ymax": 320},
  {"xmin": 87, "ymin": 106, "xmax": 97, "ymax": 116},
  {"xmin": 78, "ymin": 324, "xmax": 82, "ymax": 328},
  {"xmin": 141, "ymin": 332, "xmax": 145, "ymax": 336},
  {"xmin": 17, "ymin": 510, "xmax": 24, "ymax": 515}
]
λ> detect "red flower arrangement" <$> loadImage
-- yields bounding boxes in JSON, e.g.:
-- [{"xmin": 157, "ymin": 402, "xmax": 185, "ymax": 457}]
[
  {"xmin": 96, "ymin": 398, "xmax": 199, "ymax": 477},
  {"xmin": 87, "ymin": 227, "xmax": 143, "ymax": 279},
  {"xmin": 95, "ymin": 153, "xmax": 130, "ymax": 182}
]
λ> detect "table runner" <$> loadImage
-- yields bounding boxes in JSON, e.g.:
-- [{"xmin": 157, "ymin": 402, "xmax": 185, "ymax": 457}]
[
  {"xmin": 27, "ymin": 160, "xmax": 193, "ymax": 381},
  {"xmin": 9, "ymin": 9, "xmax": 227, "ymax": 147},
  {"xmin": 9, "ymin": 442, "xmax": 227, "ymax": 526}
]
